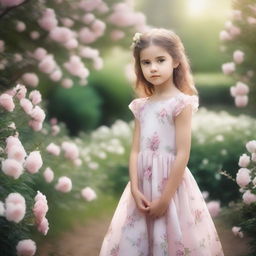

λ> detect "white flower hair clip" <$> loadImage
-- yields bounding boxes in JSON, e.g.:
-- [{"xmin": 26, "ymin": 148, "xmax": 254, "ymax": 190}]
[{"xmin": 130, "ymin": 32, "xmax": 142, "ymax": 49}]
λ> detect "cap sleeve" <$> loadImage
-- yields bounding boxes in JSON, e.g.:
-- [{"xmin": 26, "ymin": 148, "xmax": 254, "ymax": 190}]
[
  {"xmin": 128, "ymin": 98, "xmax": 146, "ymax": 120},
  {"xmin": 173, "ymin": 94, "xmax": 199, "ymax": 117}
]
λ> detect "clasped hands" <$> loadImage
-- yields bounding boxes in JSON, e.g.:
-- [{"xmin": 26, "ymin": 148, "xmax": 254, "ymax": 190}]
[{"xmin": 132, "ymin": 189, "xmax": 169, "ymax": 219}]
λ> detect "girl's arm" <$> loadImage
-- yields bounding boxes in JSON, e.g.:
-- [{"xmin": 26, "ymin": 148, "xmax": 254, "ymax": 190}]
[
  {"xmin": 160, "ymin": 104, "xmax": 193, "ymax": 203},
  {"xmin": 129, "ymin": 118, "xmax": 141, "ymax": 195}
]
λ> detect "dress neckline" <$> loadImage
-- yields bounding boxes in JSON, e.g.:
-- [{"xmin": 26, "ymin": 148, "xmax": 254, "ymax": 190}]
[{"xmin": 146, "ymin": 91, "xmax": 184, "ymax": 104}]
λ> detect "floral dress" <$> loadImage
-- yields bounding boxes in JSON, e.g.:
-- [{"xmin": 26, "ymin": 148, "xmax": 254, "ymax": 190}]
[{"xmin": 99, "ymin": 92, "xmax": 224, "ymax": 256}]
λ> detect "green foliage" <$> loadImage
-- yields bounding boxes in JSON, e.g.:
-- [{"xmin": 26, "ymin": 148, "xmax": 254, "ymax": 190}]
[{"xmin": 47, "ymin": 85, "xmax": 102, "ymax": 135}]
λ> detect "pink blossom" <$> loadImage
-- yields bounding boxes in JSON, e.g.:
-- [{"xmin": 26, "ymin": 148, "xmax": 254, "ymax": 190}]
[
  {"xmin": 82, "ymin": 13, "xmax": 95, "ymax": 24},
  {"xmin": 230, "ymin": 10, "xmax": 242, "ymax": 20},
  {"xmin": 5, "ymin": 135, "xmax": 22, "ymax": 152},
  {"xmin": 206, "ymin": 201, "xmax": 221, "ymax": 218},
  {"xmin": 236, "ymin": 168, "xmax": 251, "ymax": 187},
  {"xmin": 37, "ymin": 217, "xmax": 49, "ymax": 235},
  {"xmin": 7, "ymin": 144, "xmax": 27, "ymax": 163},
  {"xmin": 15, "ymin": 84, "xmax": 27, "ymax": 99},
  {"xmin": 33, "ymin": 199, "xmax": 48, "ymax": 223},
  {"xmin": 79, "ymin": 27, "xmax": 97, "ymax": 44},
  {"xmin": 222, "ymin": 62, "xmax": 235, "ymax": 75},
  {"xmin": 64, "ymin": 38, "xmax": 78, "ymax": 49},
  {"xmin": 50, "ymin": 117, "xmax": 58, "ymax": 125},
  {"xmin": 238, "ymin": 153, "xmax": 250, "ymax": 168},
  {"xmin": 43, "ymin": 167, "xmax": 54, "ymax": 183},
  {"xmin": 233, "ymin": 50, "xmax": 244, "ymax": 64},
  {"xmin": 55, "ymin": 176, "xmax": 72, "ymax": 193},
  {"xmin": 228, "ymin": 25, "xmax": 241, "ymax": 37},
  {"xmin": 30, "ymin": 106, "xmax": 46, "ymax": 122},
  {"xmin": 38, "ymin": 55, "xmax": 56, "ymax": 74},
  {"xmin": 51, "ymin": 124, "xmax": 60, "ymax": 135},
  {"xmin": 61, "ymin": 78, "xmax": 73, "ymax": 88},
  {"xmin": 247, "ymin": 16, "xmax": 256, "ymax": 25},
  {"xmin": 93, "ymin": 57, "xmax": 103, "ymax": 70},
  {"xmin": 246, "ymin": 140, "xmax": 256, "ymax": 153},
  {"xmin": 63, "ymin": 55, "xmax": 89, "ymax": 79},
  {"xmin": 38, "ymin": 8, "xmax": 58, "ymax": 31},
  {"xmin": 2, "ymin": 159, "xmax": 23, "ymax": 179},
  {"xmin": 0, "ymin": 93, "xmax": 15, "ymax": 112},
  {"xmin": 0, "ymin": 201, "xmax": 5, "ymax": 216},
  {"xmin": 5, "ymin": 193, "xmax": 26, "ymax": 223},
  {"xmin": 0, "ymin": 0, "xmax": 25, "ymax": 7},
  {"xmin": 97, "ymin": 1, "xmax": 109, "ymax": 13},
  {"xmin": 61, "ymin": 17, "xmax": 74, "ymax": 27},
  {"xmin": 5, "ymin": 88, "xmax": 16, "ymax": 96},
  {"xmin": 234, "ymin": 81, "xmax": 249, "ymax": 95},
  {"xmin": 242, "ymin": 190, "xmax": 256, "ymax": 204},
  {"xmin": 0, "ymin": 40, "xmax": 4, "ymax": 53},
  {"xmin": 50, "ymin": 69, "xmax": 62, "ymax": 81},
  {"xmin": 91, "ymin": 19, "xmax": 106, "ymax": 37},
  {"xmin": 252, "ymin": 153, "xmax": 256, "ymax": 162},
  {"xmin": 35, "ymin": 190, "xmax": 47, "ymax": 203},
  {"xmin": 14, "ymin": 53, "xmax": 23, "ymax": 62},
  {"xmin": 235, "ymin": 95, "xmax": 248, "ymax": 107},
  {"xmin": 73, "ymin": 158, "xmax": 82, "ymax": 166},
  {"xmin": 79, "ymin": 46, "xmax": 99, "ymax": 59},
  {"xmin": 16, "ymin": 239, "xmax": 36, "ymax": 256},
  {"xmin": 16, "ymin": 21, "xmax": 26, "ymax": 32},
  {"xmin": 24, "ymin": 151, "xmax": 43, "ymax": 174},
  {"xmin": 79, "ymin": 0, "xmax": 101, "ymax": 11},
  {"xmin": 81, "ymin": 187, "xmax": 97, "ymax": 201},
  {"xmin": 28, "ymin": 120, "xmax": 43, "ymax": 131},
  {"xmin": 20, "ymin": 98, "xmax": 33, "ymax": 114},
  {"xmin": 110, "ymin": 30, "xmax": 125, "ymax": 41},
  {"xmin": 232, "ymin": 226, "xmax": 244, "ymax": 238},
  {"xmin": 46, "ymin": 143, "xmax": 60, "ymax": 156},
  {"xmin": 29, "ymin": 90, "xmax": 42, "ymax": 105},
  {"xmin": 61, "ymin": 141, "xmax": 79, "ymax": 160},
  {"xmin": 49, "ymin": 26, "xmax": 74, "ymax": 43},
  {"xmin": 22, "ymin": 72, "xmax": 39, "ymax": 87},
  {"xmin": 30, "ymin": 31, "xmax": 40, "ymax": 40},
  {"xmin": 33, "ymin": 48, "xmax": 47, "ymax": 61}
]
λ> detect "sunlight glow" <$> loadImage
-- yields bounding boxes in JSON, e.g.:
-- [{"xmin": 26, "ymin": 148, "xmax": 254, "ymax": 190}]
[{"xmin": 187, "ymin": 0, "xmax": 209, "ymax": 16}]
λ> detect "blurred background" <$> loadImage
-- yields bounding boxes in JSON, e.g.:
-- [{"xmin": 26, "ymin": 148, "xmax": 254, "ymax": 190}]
[{"xmin": 0, "ymin": 0, "xmax": 256, "ymax": 255}]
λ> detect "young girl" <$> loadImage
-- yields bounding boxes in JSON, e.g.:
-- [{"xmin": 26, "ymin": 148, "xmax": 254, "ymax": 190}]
[{"xmin": 99, "ymin": 28, "xmax": 224, "ymax": 256}]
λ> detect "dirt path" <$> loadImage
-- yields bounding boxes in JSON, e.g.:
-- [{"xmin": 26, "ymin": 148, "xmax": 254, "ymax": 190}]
[{"xmin": 38, "ymin": 212, "xmax": 252, "ymax": 256}]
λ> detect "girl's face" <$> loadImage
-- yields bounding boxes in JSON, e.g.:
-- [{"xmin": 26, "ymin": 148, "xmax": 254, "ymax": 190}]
[{"xmin": 139, "ymin": 44, "xmax": 178, "ymax": 87}]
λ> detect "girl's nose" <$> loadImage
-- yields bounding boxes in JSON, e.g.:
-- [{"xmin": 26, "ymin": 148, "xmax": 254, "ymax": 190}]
[{"xmin": 150, "ymin": 63, "xmax": 158, "ymax": 72}]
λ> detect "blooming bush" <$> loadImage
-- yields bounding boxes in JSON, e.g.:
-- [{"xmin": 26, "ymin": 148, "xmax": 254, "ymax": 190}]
[
  {"xmin": 0, "ymin": 0, "xmax": 148, "ymax": 91},
  {"xmin": 220, "ymin": 138, "xmax": 256, "ymax": 254},
  {"xmin": 219, "ymin": 0, "xmax": 256, "ymax": 107}
]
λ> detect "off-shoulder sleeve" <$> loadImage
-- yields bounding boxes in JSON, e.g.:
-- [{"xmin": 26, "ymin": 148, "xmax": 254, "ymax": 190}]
[
  {"xmin": 173, "ymin": 94, "xmax": 199, "ymax": 117},
  {"xmin": 128, "ymin": 98, "xmax": 146, "ymax": 120}
]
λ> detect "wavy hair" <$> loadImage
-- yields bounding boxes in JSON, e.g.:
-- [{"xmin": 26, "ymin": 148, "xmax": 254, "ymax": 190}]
[{"xmin": 132, "ymin": 28, "xmax": 198, "ymax": 97}]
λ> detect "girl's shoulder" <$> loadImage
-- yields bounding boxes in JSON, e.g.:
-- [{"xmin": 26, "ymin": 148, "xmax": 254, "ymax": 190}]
[
  {"xmin": 173, "ymin": 92, "xmax": 199, "ymax": 117},
  {"xmin": 128, "ymin": 97, "xmax": 148, "ymax": 120}
]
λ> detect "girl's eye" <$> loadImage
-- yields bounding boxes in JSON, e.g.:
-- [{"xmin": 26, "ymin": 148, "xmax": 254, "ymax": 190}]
[
  {"xmin": 158, "ymin": 59, "xmax": 165, "ymax": 63},
  {"xmin": 142, "ymin": 61, "xmax": 150, "ymax": 65}
]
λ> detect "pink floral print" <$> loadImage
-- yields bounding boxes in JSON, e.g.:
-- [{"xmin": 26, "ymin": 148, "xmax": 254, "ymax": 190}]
[
  {"xmin": 110, "ymin": 244, "xmax": 119, "ymax": 256},
  {"xmin": 146, "ymin": 131, "xmax": 160, "ymax": 151},
  {"xmin": 156, "ymin": 108, "xmax": 169, "ymax": 124},
  {"xmin": 144, "ymin": 166, "xmax": 152, "ymax": 180}
]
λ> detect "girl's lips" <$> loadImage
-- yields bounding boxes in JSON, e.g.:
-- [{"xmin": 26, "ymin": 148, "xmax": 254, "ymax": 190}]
[{"xmin": 151, "ymin": 75, "xmax": 160, "ymax": 78}]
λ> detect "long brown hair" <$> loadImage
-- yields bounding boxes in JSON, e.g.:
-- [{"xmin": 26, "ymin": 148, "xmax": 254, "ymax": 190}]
[{"xmin": 132, "ymin": 28, "xmax": 198, "ymax": 97}]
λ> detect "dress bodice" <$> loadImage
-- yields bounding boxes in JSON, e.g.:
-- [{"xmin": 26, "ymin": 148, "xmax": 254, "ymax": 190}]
[{"xmin": 128, "ymin": 92, "xmax": 199, "ymax": 155}]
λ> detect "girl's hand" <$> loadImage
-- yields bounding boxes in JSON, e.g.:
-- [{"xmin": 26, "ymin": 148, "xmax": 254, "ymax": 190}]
[
  {"xmin": 132, "ymin": 189, "xmax": 150, "ymax": 214},
  {"xmin": 148, "ymin": 197, "xmax": 169, "ymax": 219}
]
